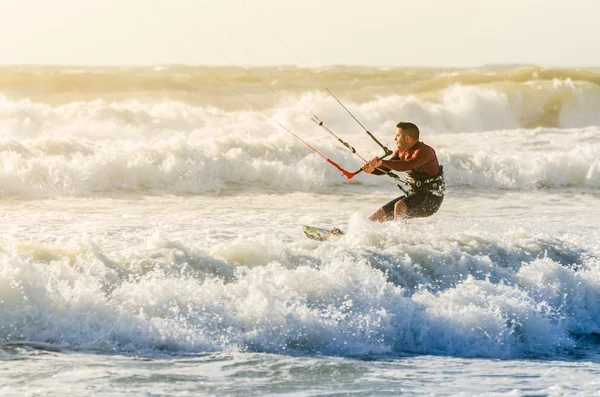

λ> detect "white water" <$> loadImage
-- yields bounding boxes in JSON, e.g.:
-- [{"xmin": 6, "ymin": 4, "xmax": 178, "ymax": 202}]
[
  {"xmin": 2, "ymin": 93, "xmax": 600, "ymax": 198},
  {"xmin": 2, "ymin": 83, "xmax": 600, "ymax": 395}
]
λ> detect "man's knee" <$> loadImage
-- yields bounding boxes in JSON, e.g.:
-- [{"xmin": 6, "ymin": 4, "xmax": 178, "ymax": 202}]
[
  {"xmin": 394, "ymin": 200, "xmax": 408, "ymax": 220},
  {"xmin": 369, "ymin": 207, "xmax": 388, "ymax": 223}
]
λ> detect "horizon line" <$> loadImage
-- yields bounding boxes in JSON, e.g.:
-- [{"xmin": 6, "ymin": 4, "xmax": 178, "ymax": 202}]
[{"xmin": 0, "ymin": 62, "xmax": 598, "ymax": 70}]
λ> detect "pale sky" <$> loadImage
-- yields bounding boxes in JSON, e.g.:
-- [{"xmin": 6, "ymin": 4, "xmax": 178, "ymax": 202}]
[{"xmin": 0, "ymin": 0, "xmax": 597, "ymax": 67}]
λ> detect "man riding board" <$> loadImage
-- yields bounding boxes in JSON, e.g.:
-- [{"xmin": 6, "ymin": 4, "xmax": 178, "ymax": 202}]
[{"xmin": 362, "ymin": 122, "xmax": 445, "ymax": 222}]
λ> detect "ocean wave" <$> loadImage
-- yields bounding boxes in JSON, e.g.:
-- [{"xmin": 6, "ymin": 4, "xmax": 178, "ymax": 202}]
[
  {"xmin": 1, "ymin": 65, "xmax": 600, "ymax": 129},
  {"xmin": 1, "ymin": 133, "xmax": 599, "ymax": 197},
  {"xmin": 1, "ymin": 91, "xmax": 600, "ymax": 197},
  {"xmin": 1, "ymin": 223, "xmax": 598, "ymax": 358}
]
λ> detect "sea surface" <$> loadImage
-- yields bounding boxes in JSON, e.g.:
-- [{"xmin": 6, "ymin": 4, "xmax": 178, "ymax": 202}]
[{"xmin": 1, "ymin": 65, "xmax": 600, "ymax": 396}]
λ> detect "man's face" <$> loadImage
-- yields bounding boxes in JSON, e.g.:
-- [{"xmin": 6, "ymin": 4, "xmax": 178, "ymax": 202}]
[{"xmin": 395, "ymin": 128, "xmax": 411, "ymax": 150}]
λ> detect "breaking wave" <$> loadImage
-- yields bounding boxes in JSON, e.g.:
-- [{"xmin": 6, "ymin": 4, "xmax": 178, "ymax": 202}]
[{"xmin": 1, "ymin": 220, "xmax": 598, "ymax": 358}]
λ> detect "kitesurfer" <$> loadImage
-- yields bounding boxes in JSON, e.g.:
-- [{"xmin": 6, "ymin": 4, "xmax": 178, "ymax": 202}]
[{"xmin": 362, "ymin": 122, "xmax": 445, "ymax": 221}]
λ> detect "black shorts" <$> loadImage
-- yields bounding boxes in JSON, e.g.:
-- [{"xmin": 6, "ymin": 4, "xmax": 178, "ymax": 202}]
[{"xmin": 381, "ymin": 193, "xmax": 444, "ymax": 220}]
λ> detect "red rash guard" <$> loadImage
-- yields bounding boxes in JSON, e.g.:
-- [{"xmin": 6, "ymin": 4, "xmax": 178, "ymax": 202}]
[{"xmin": 381, "ymin": 141, "xmax": 440, "ymax": 177}]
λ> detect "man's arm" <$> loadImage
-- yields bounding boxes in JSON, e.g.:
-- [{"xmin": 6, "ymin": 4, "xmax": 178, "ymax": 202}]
[{"xmin": 380, "ymin": 147, "xmax": 433, "ymax": 172}]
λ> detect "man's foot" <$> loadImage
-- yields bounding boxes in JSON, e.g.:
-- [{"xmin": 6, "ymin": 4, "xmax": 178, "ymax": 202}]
[{"xmin": 330, "ymin": 227, "xmax": 344, "ymax": 236}]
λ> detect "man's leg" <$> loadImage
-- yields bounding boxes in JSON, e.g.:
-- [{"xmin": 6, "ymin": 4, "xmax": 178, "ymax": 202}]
[
  {"xmin": 369, "ymin": 196, "xmax": 405, "ymax": 223},
  {"xmin": 401, "ymin": 194, "xmax": 443, "ymax": 219},
  {"xmin": 369, "ymin": 194, "xmax": 443, "ymax": 223},
  {"xmin": 368, "ymin": 207, "xmax": 388, "ymax": 222},
  {"xmin": 393, "ymin": 200, "xmax": 408, "ymax": 220}
]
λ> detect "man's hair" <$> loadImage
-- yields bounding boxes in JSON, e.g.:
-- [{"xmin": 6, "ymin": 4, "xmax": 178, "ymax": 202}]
[{"xmin": 396, "ymin": 122, "xmax": 420, "ymax": 140}]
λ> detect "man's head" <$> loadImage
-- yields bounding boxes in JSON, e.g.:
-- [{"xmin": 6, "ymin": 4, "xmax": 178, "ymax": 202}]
[{"xmin": 395, "ymin": 122, "xmax": 420, "ymax": 150}]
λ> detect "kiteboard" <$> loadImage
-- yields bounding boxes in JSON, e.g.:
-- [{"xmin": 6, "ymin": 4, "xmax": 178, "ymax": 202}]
[{"xmin": 302, "ymin": 225, "xmax": 344, "ymax": 241}]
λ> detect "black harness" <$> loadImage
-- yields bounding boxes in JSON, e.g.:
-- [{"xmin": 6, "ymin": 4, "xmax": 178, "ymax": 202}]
[{"xmin": 402, "ymin": 165, "xmax": 446, "ymax": 197}]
